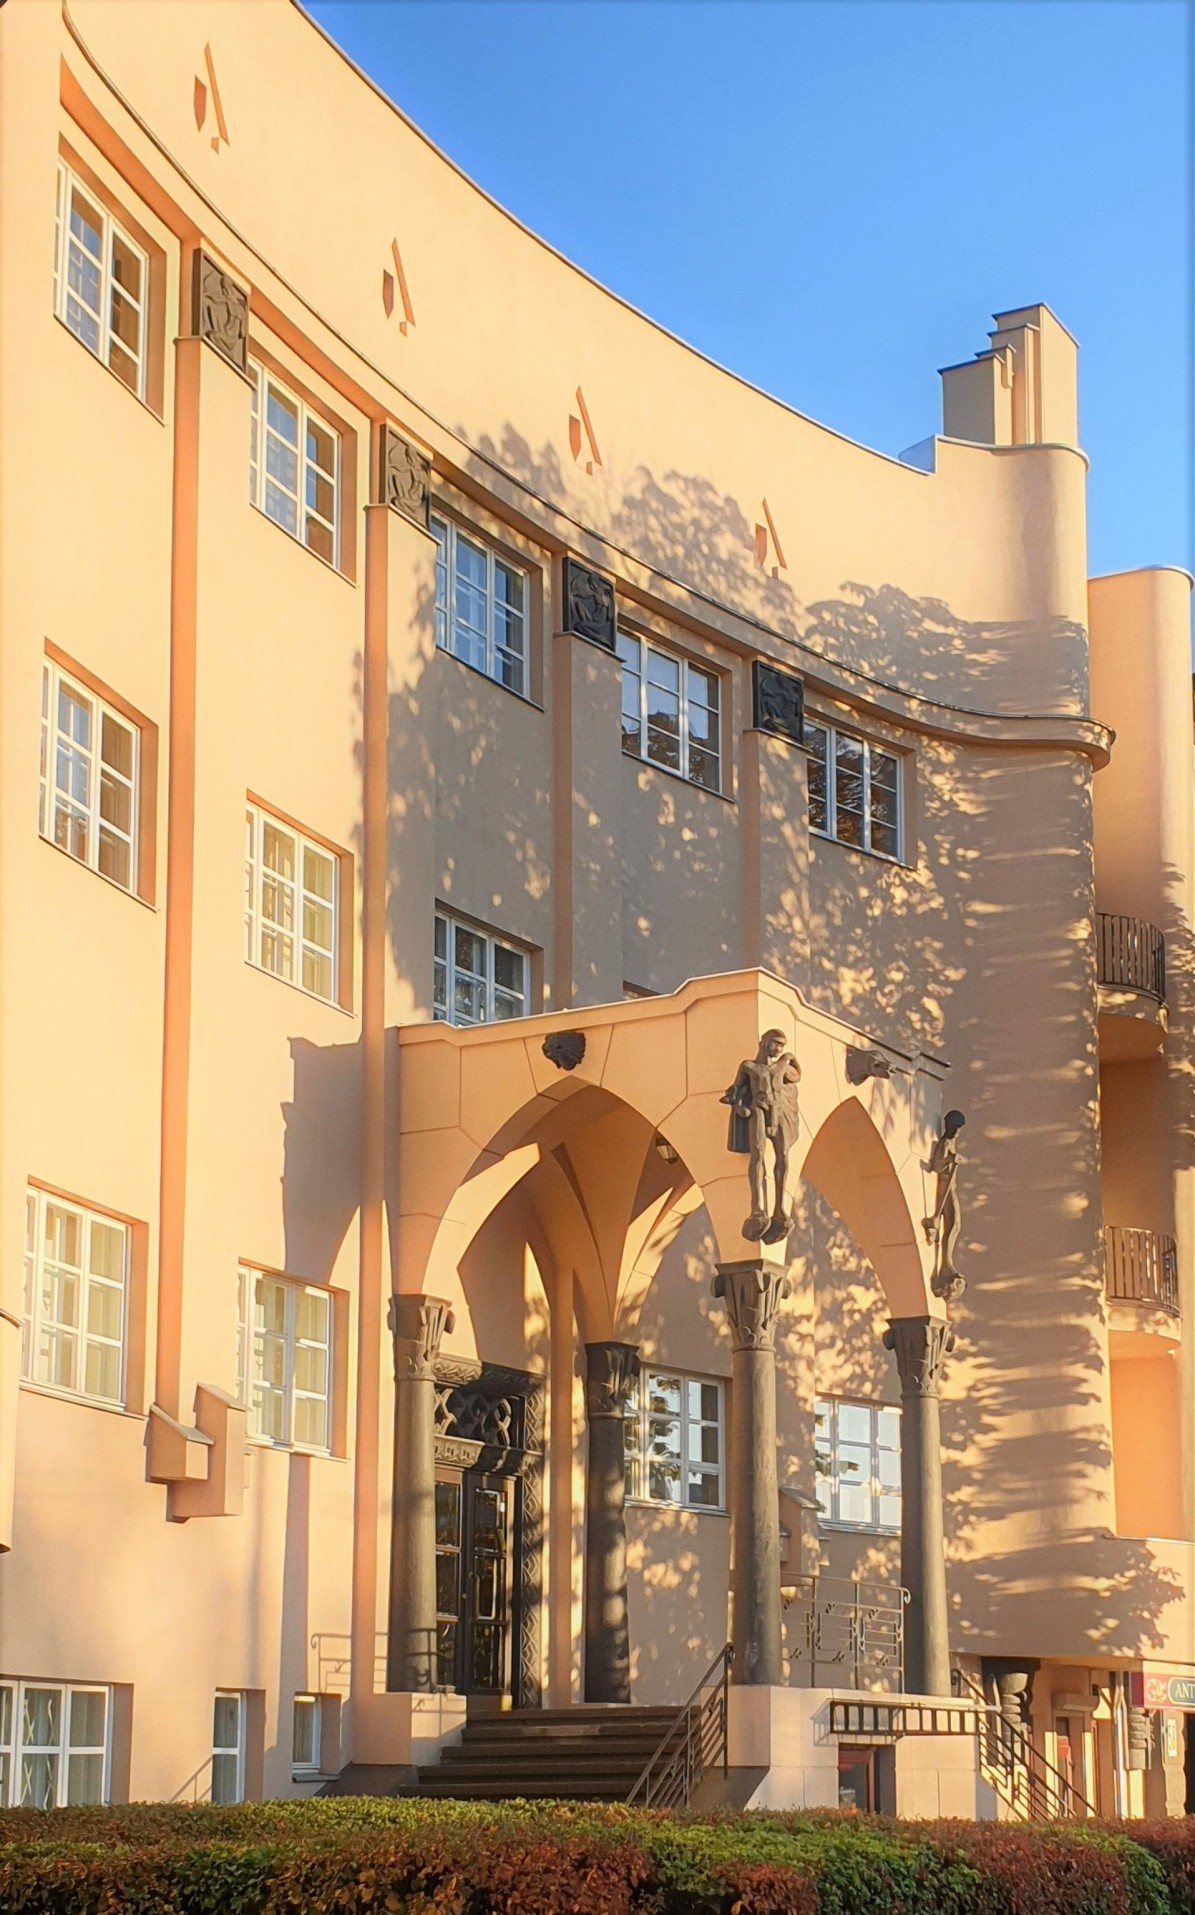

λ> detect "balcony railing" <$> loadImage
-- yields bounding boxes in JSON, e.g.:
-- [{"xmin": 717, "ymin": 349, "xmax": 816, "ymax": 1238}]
[
  {"xmin": 1104, "ymin": 1225, "xmax": 1179, "ymax": 1316},
  {"xmin": 1096, "ymin": 913, "xmax": 1165, "ymax": 1002},
  {"xmin": 783, "ymin": 1576, "xmax": 907, "ymax": 1690}
]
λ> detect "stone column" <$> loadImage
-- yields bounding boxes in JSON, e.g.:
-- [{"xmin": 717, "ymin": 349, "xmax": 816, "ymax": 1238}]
[
  {"xmin": 386, "ymin": 1294, "xmax": 454, "ymax": 1692},
  {"xmin": 713, "ymin": 1261, "xmax": 792, "ymax": 1686},
  {"xmin": 883, "ymin": 1316, "xmax": 954, "ymax": 1697},
  {"xmin": 583, "ymin": 1341, "xmax": 639, "ymax": 1703}
]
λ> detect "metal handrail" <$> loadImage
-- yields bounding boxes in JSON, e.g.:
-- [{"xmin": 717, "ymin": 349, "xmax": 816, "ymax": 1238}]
[
  {"xmin": 953, "ymin": 1668, "xmax": 1094, "ymax": 1820},
  {"xmin": 626, "ymin": 1642, "xmax": 734, "ymax": 1809},
  {"xmin": 1096, "ymin": 913, "xmax": 1165, "ymax": 1002},
  {"xmin": 1104, "ymin": 1225, "xmax": 1180, "ymax": 1316}
]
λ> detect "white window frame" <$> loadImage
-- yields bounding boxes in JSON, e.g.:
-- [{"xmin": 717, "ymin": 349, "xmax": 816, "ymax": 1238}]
[
  {"xmin": 22, "ymin": 1188, "xmax": 128, "ymax": 1408},
  {"xmin": 615, "ymin": 631, "xmax": 722, "ymax": 793},
  {"xmin": 237, "ymin": 1266, "xmax": 333, "ymax": 1454},
  {"xmin": 814, "ymin": 1396, "xmax": 902, "ymax": 1533},
  {"xmin": 211, "ymin": 1692, "xmax": 245, "ymax": 1805},
  {"xmin": 433, "ymin": 910, "xmax": 530, "ymax": 1027},
  {"xmin": 39, "ymin": 659, "xmax": 139, "ymax": 894},
  {"xmin": 248, "ymin": 361, "xmax": 340, "ymax": 568},
  {"xmin": 53, "ymin": 159, "xmax": 148, "ymax": 400},
  {"xmin": 431, "ymin": 513, "xmax": 529, "ymax": 698},
  {"xmin": 244, "ymin": 803, "xmax": 340, "ymax": 1006},
  {"xmin": 0, "ymin": 1679, "xmax": 110, "ymax": 1808},
  {"xmin": 623, "ymin": 1370, "xmax": 725, "ymax": 1511},
  {"xmin": 291, "ymin": 1695, "xmax": 321, "ymax": 1774},
  {"xmin": 805, "ymin": 720, "xmax": 903, "ymax": 861}
]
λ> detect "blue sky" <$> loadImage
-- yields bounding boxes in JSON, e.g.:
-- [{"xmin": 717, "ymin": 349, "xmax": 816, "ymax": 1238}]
[{"xmin": 307, "ymin": 0, "xmax": 1192, "ymax": 581}]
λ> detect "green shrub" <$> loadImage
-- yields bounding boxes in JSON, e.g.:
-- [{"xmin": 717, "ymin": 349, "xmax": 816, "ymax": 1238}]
[{"xmin": 0, "ymin": 1800, "xmax": 1184, "ymax": 1915}]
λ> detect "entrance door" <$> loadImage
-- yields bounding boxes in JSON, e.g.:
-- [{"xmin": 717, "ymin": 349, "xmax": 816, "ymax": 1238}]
[{"xmin": 435, "ymin": 1471, "xmax": 515, "ymax": 1696}]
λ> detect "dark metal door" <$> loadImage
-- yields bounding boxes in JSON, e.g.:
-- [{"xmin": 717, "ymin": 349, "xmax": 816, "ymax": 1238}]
[{"xmin": 435, "ymin": 1471, "xmax": 514, "ymax": 1695}]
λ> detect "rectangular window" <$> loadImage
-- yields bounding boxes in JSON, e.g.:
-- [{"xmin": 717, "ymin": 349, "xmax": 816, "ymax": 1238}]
[
  {"xmin": 0, "ymin": 1681, "xmax": 109, "ymax": 1807},
  {"xmin": 616, "ymin": 633, "xmax": 721, "ymax": 792},
  {"xmin": 623, "ymin": 1371, "xmax": 724, "ymax": 1509},
  {"xmin": 806, "ymin": 721, "xmax": 902, "ymax": 859},
  {"xmin": 814, "ymin": 1397, "xmax": 901, "ymax": 1532},
  {"xmin": 244, "ymin": 804, "xmax": 339, "ymax": 1005},
  {"xmin": 40, "ymin": 660, "xmax": 139, "ymax": 893},
  {"xmin": 22, "ymin": 1188, "xmax": 128, "ymax": 1406},
  {"xmin": 53, "ymin": 161, "xmax": 148, "ymax": 399},
  {"xmin": 238, "ymin": 1267, "xmax": 332, "ymax": 1452},
  {"xmin": 292, "ymin": 1696, "xmax": 320, "ymax": 1772},
  {"xmin": 431, "ymin": 514, "xmax": 528, "ymax": 697},
  {"xmin": 211, "ymin": 1692, "xmax": 244, "ymax": 1805},
  {"xmin": 249, "ymin": 362, "xmax": 339, "ymax": 566},
  {"xmin": 433, "ymin": 912, "xmax": 529, "ymax": 1027}
]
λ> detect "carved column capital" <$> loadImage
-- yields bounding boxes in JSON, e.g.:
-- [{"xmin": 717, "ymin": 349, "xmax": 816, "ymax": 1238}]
[
  {"xmin": 713, "ymin": 1262, "xmax": 792, "ymax": 1353},
  {"xmin": 583, "ymin": 1341, "xmax": 640, "ymax": 1419},
  {"xmin": 389, "ymin": 1294, "xmax": 455, "ymax": 1382},
  {"xmin": 883, "ymin": 1316, "xmax": 955, "ymax": 1399},
  {"xmin": 191, "ymin": 250, "xmax": 248, "ymax": 373}
]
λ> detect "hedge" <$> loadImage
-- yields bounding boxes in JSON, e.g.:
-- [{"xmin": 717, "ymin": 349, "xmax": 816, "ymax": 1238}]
[{"xmin": 0, "ymin": 1798, "xmax": 1189, "ymax": 1915}]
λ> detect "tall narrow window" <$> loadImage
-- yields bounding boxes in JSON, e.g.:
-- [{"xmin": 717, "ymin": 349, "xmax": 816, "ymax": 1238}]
[
  {"xmin": 431, "ymin": 515, "xmax": 528, "ymax": 696},
  {"xmin": 22, "ymin": 1188, "xmax": 128, "ymax": 1406},
  {"xmin": 805, "ymin": 722, "xmax": 902, "ymax": 859},
  {"xmin": 616, "ymin": 633, "xmax": 721, "ymax": 792},
  {"xmin": 623, "ymin": 1371, "xmax": 724, "ymax": 1509},
  {"xmin": 292, "ymin": 1696, "xmax": 320, "ymax": 1773},
  {"xmin": 249, "ymin": 363, "xmax": 339, "ymax": 566},
  {"xmin": 244, "ymin": 804, "xmax": 339, "ymax": 1005},
  {"xmin": 53, "ymin": 162, "xmax": 147, "ymax": 399},
  {"xmin": 814, "ymin": 1397, "xmax": 901, "ymax": 1531},
  {"xmin": 211, "ymin": 1693, "xmax": 244, "ymax": 1805},
  {"xmin": 0, "ymin": 1682, "xmax": 109, "ymax": 1808},
  {"xmin": 39, "ymin": 661, "xmax": 139, "ymax": 892},
  {"xmin": 433, "ymin": 912, "xmax": 529, "ymax": 1026},
  {"xmin": 238, "ymin": 1267, "xmax": 333, "ymax": 1452}
]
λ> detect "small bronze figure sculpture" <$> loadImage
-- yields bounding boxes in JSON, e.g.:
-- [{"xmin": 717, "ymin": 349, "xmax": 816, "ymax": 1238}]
[
  {"xmin": 923, "ymin": 1109, "xmax": 966, "ymax": 1300},
  {"xmin": 722, "ymin": 1030, "xmax": 801, "ymax": 1244}
]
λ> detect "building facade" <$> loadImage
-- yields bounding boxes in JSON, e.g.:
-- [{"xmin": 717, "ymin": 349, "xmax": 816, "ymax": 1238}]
[{"xmin": 1, "ymin": 0, "xmax": 1193, "ymax": 1819}]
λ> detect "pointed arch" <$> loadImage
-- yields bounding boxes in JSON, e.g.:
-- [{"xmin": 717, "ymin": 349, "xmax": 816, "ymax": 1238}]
[{"xmin": 801, "ymin": 1095, "xmax": 933, "ymax": 1318}]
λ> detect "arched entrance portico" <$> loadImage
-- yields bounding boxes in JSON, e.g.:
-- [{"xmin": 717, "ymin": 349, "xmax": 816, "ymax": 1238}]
[{"xmin": 385, "ymin": 970, "xmax": 955, "ymax": 1713}]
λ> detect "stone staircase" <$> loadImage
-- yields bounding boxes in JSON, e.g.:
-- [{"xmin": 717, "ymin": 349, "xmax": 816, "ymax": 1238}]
[{"xmin": 413, "ymin": 1704, "xmax": 686, "ymax": 1800}]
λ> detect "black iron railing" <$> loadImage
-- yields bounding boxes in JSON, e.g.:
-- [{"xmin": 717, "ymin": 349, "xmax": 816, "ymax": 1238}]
[
  {"xmin": 1104, "ymin": 1225, "xmax": 1180, "ymax": 1316},
  {"xmin": 952, "ymin": 1668, "xmax": 1094, "ymax": 1820},
  {"xmin": 1096, "ymin": 913, "xmax": 1165, "ymax": 1001},
  {"xmin": 784, "ymin": 1576, "xmax": 907, "ymax": 1691},
  {"xmin": 626, "ymin": 1643, "xmax": 733, "ymax": 1809}
]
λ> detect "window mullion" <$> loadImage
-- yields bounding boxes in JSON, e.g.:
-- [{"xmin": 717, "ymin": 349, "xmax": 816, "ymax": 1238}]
[
  {"xmin": 284, "ymin": 1287, "xmax": 297, "ymax": 1447},
  {"xmin": 861, "ymin": 740, "xmax": 872, "ymax": 853},
  {"xmin": 485, "ymin": 546, "xmax": 496, "ymax": 680}
]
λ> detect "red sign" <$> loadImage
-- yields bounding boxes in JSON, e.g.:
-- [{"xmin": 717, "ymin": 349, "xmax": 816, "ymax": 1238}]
[{"xmin": 1131, "ymin": 1670, "xmax": 1195, "ymax": 1711}]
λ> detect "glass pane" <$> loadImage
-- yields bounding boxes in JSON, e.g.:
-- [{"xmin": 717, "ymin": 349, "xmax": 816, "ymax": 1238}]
[
  {"xmin": 303, "ymin": 846, "xmax": 335, "ymax": 904},
  {"xmin": 435, "ymin": 1479, "xmax": 462, "ymax": 1546},
  {"xmin": 68, "ymin": 1691, "xmax": 106, "ymax": 1750},
  {"xmin": 21, "ymin": 1753, "xmax": 58, "ymax": 1810},
  {"xmin": 838, "ymin": 1403, "xmax": 870, "ymax": 1444},
  {"xmin": 807, "ymin": 726, "xmax": 829, "ymax": 832},
  {"xmin": 453, "ymin": 976, "xmax": 485, "ymax": 1025},
  {"xmin": 838, "ymin": 1477, "xmax": 872, "ymax": 1526},
  {"xmin": 84, "ymin": 1342, "xmax": 121, "ymax": 1401},
  {"xmin": 213, "ymin": 1695, "xmax": 241, "ymax": 1751},
  {"xmin": 23, "ymin": 1688, "xmax": 60, "ymax": 1749},
  {"xmin": 434, "ymin": 916, "xmax": 447, "ymax": 960},
  {"xmin": 688, "ymin": 1470, "xmax": 721, "ymax": 1508},
  {"xmin": 878, "ymin": 1493, "xmax": 901, "ymax": 1529},
  {"xmin": 100, "ymin": 713, "xmax": 134, "ymax": 779},
  {"xmin": 647, "ymin": 1375, "xmax": 682, "ymax": 1417},
  {"xmin": 307, "ymin": 418, "xmax": 335, "ymax": 477},
  {"xmin": 211, "ymin": 1750, "xmax": 239, "ymax": 1805},
  {"xmin": 877, "ymin": 1407, "xmax": 900, "ymax": 1450},
  {"xmin": 0, "ymin": 1686, "xmax": 11, "ymax": 1745},
  {"xmin": 292, "ymin": 1395, "xmax": 327, "ymax": 1449},
  {"xmin": 301, "ymin": 949, "xmax": 333, "ymax": 1000},
  {"xmin": 263, "ymin": 823, "xmax": 296, "ymax": 881},
  {"xmin": 436, "ymin": 1551, "xmax": 460, "ymax": 1615},
  {"xmin": 295, "ymin": 1289, "xmax": 328, "ymax": 1344},
  {"xmin": 87, "ymin": 1283, "xmax": 123, "ymax": 1342},
  {"xmin": 294, "ymin": 1344, "xmax": 327, "ymax": 1396},
  {"xmin": 98, "ymin": 827, "xmax": 131, "ymax": 889},
  {"xmin": 266, "ymin": 387, "xmax": 299, "ymax": 445},
  {"xmin": 306, "ymin": 517, "xmax": 334, "ymax": 564},
  {"xmin": 258, "ymin": 1279, "xmax": 288, "ymax": 1335},
  {"xmin": 436, "ymin": 1621, "xmax": 457, "ymax": 1687},
  {"xmin": 870, "ymin": 819, "xmax": 899, "ymax": 859},
  {"xmin": 89, "ymin": 1221, "xmax": 124, "ymax": 1284},
  {"xmin": 453, "ymin": 927, "xmax": 485, "ymax": 978},
  {"xmin": 493, "ymin": 945, "xmax": 523, "ymax": 996},
  {"xmin": 292, "ymin": 1699, "xmax": 315, "ymax": 1766}
]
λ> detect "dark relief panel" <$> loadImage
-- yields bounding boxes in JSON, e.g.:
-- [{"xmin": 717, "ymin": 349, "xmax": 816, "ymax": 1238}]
[
  {"xmin": 192, "ymin": 251, "xmax": 248, "ymax": 373},
  {"xmin": 380, "ymin": 427, "xmax": 431, "ymax": 528},
  {"xmin": 563, "ymin": 557, "xmax": 616, "ymax": 651},
  {"xmin": 752, "ymin": 660, "xmax": 805, "ymax": 747}
]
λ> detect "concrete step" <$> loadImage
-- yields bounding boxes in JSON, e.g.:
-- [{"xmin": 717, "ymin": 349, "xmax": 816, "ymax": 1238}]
[{"xmin": 414, "ymin": 1778, "xmax": 635, "ymax": 1800}]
